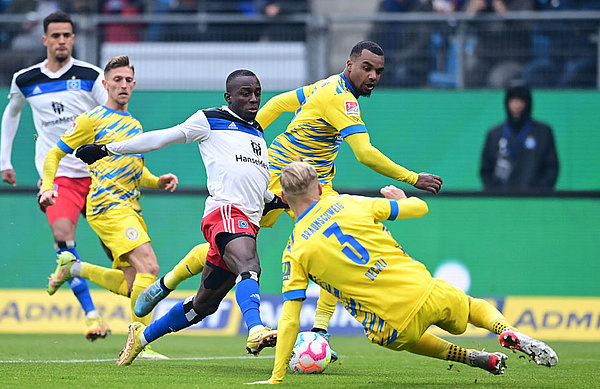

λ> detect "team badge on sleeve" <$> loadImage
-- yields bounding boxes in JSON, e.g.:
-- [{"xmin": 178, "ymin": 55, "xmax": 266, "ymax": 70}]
[
  {"xmin": 282, "ymin": 261, "xmax": 291, "ymax": 281},
  {"xmin": 66, "ymin": 120, "xmax": 78, "ymax": 136},
  {"xmin": 125, "ymin": 227, "xmax": 139, "ymax": 241},
  {"xmin": 344, "ymin": 101, "xmax": 360, "ymax": 117}
]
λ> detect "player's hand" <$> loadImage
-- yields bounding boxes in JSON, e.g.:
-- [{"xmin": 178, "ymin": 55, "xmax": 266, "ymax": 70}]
[
  {"xmin": 39, "ymin": 189, "xmax": 58, "ymax": 206},
  {"xmin": 75, "ymin": 144, "xmax": 109, "ymax": 164},
  {"xmin": 158, "ymin": 173, "xmax": 178, "ymax": 192},
  {"xmin": 1, "ymin": 169, "xmax": 16, "ymax": 187},
  {"xmin": 263, "ymin": 194, "xmax": 289, "ymax": 216},
  {"xmin": 380, "ymin": 185, "xmax": 406, "ymax": 200},
  {"xmin": 413, "ymin": 173, "xmax": 443, "ymax": 195}
]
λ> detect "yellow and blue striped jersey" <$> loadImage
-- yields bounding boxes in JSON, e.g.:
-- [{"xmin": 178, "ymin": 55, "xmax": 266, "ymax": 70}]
[
  {"xmin": 281, "ymin": 194, "xmax": 434, "ymax": 341},
  {"xmin": 268, "ymin": 73, "xmax": 367, "ymax": 184},
  {"xmin": 56, "ymin": 105, "xmax": 146, "ymax": 216}
]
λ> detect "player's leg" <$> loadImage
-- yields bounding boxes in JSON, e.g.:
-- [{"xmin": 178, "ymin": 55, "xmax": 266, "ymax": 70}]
[
  {"xmin": 311, "ymin": 289, "xmax": 339, "ymax": 362},
  {"xmin": 43, "ymin": 176, "xmax": 109, "ymax": 340},
  {"xmin": 117, "ymin": 263, "xmax": 236, "ymax": 366},
  {"xmin": 373, "ymin": 280, "xmax": 508, "ymax": 375},
  {"xmin": 134, "ymin": 243, "xmax": 209, "ymax": 317},
  {"xmin": 121, "ymin": 242, "xmax": 159, "ymax": 326},
  {"xmin": 468, "ymin": 296, "xmax": 558, "ymax": 367},
  {"xmin": 405, "ymin": 332, "xmax": 508, "ymax": 375},
  {"xmin": 218, "ymin": 233, "xmax": 277, "ymax": 355}
]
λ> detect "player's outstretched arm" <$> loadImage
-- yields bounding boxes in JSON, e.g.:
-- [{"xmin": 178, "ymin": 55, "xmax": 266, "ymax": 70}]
[
  {"xmin": 346, "ymin": 132, "xmax": 443, "ymax": 194},
  {"xmin": 247, "ymin": 299, "xmax": 302, "ymax": 385},
  {"xmin": 413, "ymin": 173, "xmax": 443, "ymax": 195},
  {"xmin": 378, "ymin": 185, "xmax": 429, "ymax": 219},
  {"xmin": 75, "ymin": 144, "xmax": 109, "ymax": 164},
  {"xmin": 256, "ymin": 89, "xmax": 302, "ymax": 130},
  {"xmin": 39, "ymin": 146, "xmax": 68, "ymax": 206}
]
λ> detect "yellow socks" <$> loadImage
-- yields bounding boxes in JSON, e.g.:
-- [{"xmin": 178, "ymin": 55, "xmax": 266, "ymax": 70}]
[
  {"xmin": 80, "ymin": 263, "xmax": 128, "ymax": 296},
  {"xmin": 313, "ymin": 288, "xmax": 338, "ymax": 331},
  {"xmin": 468, "ymin": 297, "xmax": 513, "ymax": 334},
  {"xmin": 408, "ymin": 333, "xmax": 478, "ymax": 366},
  {"xmin": 130, "ymin": 273, "xmax": 157, "ymax": 325},
  {"xmin": 163, "ymin": 243, "xmax": 209, "ymax": 290},
  {"xmin": 407, "ymin": 332, "xmax": 452, "ymax": 360}
]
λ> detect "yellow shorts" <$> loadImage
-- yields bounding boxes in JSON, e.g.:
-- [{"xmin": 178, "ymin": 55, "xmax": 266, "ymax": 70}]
[
  {"xmin": 260, "ymin": 174, "xmax": 339, "ymax": 228},
  {"xmin": 88, "ymin": 209, "xmax": 150, "ymax": 268},
  {"xmin": 367, "ymin": 279, "xmax": 469, "ymax": 351}
]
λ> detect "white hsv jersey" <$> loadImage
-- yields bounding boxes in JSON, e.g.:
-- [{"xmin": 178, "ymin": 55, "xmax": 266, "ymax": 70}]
[
  {"xmin": 6, "ymin": 58, "xmax": 106, "ymax": 178},
  {"xmin": 177, "ymin": 106, "xmax": 270, "ymax": 226}
]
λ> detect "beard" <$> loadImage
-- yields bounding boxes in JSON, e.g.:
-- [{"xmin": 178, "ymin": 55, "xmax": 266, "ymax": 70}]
[{"xmin": 55, "ymin": 53, "xmax": 69, "ymax": 63}]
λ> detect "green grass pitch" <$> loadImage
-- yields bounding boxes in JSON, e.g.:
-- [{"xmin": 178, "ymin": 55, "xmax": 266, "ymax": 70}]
[{"xmin": 1, "ymin": 334, "xmax": 598, "ymax": 388}]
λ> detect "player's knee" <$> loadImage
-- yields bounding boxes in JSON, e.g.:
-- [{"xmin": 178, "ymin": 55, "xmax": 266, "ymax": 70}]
[
  {"xmin": 190, "ymin": 299, "xmax": 220, "ymax": 321},
  {"xmin": 235, "ymin": 271, "xmax": 259, "ymax": 284}
]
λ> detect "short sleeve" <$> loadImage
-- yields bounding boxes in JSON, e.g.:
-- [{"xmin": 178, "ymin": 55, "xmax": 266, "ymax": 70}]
[
  {"xmin": 324, "ymin": 94, "xmax": 367, "ymax": 138},
  {"xmin": 56, "ymin": 114, "xmax": 95, "ymax": 153},
  {"xmin": 178, "ymin": 109, "xmax": 211, "ymax": 143},
  {"xmin": 281, "ymin": 247, "xmax": 309, "ymax": 302}
]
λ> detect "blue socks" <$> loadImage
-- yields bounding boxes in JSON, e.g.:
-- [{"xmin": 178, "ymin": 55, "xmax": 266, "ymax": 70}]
[
  {"xmin": 57, "ymin": 245, "xmax": 96, "ymax": 315},
  {"xmin": 235, "ymin": 278, "xmax": 262, "ymax": 330},
  {"xmin": 143, "ymin": 297, "xmax": 195, "ymax": 343}
]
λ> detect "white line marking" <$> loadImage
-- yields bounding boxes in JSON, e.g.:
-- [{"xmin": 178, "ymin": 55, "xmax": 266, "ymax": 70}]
[{"xmin": 0, "ymin": 355, "xmax": 275, "ymax": 364}]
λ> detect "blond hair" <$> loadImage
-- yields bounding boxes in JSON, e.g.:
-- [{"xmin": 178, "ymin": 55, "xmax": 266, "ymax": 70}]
[{"xmin": 280, "ymin": 162, "xmax": 318, "ymax": 199}]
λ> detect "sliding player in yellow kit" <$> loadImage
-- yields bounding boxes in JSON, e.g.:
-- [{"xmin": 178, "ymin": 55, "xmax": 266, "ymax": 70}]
[
  {"xmin": 248, "ymin": 162, "xmax": 558, "ymax": 384},
  {"xmin": 133, "ymin": 41, "xmax": 442, "ymax": 359},
  {"xmin": 40, "ymin": 56, "xmax": 178, "ymax": 360}
]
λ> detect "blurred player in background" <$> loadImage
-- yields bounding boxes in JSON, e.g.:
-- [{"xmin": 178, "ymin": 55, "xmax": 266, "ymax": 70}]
[
  {"xmin": 249, "ymin": 161, "xmax": 558, "ymax": 384},
  {"xmin": 0, "ymin": 11, "xmax": 109, "ymax": 340},
  {"xmin": 74, "ymin": 69, "xmax": 278, "ymax": 364},
  {"xmin": 40, "ymin": 55, "xmax": 178, "ymax": 360},
  {"xmin": 130, "ymin": 40, "xmax": 443, "ymax": 361}
]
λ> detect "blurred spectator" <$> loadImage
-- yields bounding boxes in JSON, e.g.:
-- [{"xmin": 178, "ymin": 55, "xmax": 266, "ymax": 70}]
[
  {"xmin": 259, "ymin": 1, "xmax": 309, "ymax": 41},
  {"xmin": 521, "ymin": 0, "xmax": 599, "ymax": 88},
  {"xmin": 480, "ymin": 83, "xmax": 559, "ymax": 191},
  {"xmin": 102, "ymin": 0, "xmax": 144, "ymax": 42},
  {"xmin": 146, "ymin": 0, "xmax": 200, "ymax": 42},
  {"xmin": 462, "ymin": 0, "xmax": 535, "ymax": 88},
  {"xmin": 0, "ymin": 0, "xmax": 58, "ymax": 83},
  {"xmin": 369, "ymin": 0, "xmax": 455, "ymax": 87}
]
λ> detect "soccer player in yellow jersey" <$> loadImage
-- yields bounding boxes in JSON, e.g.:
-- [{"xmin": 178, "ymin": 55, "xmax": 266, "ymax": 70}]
[
  {"xmin": 257, "ymin": 40, "xmax": 442, "ymax": 350},
  {"xmin": 39, "ymin": 56, "xmax": 178, "ymax": 360},
  {"xmin": 132, "ymin": 41, "xmax": 443, "ymax": 360},
  {"xmin": 248, "ymin": 161, "xmax": 558, "ymax": 384}
]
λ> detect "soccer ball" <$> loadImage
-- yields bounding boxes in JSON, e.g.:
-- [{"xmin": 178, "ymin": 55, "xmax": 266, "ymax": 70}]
[{"xmin": 288, "ymin": 331, "xmax": 332, "ymax": 374}]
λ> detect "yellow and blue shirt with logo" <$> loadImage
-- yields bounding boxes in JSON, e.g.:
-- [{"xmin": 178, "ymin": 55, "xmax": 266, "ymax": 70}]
[
  {"xmin": 54, "ymin": 105, "xmax": 148, "ymax": 216},
  {"xmin": 268, "ymin": 73, "xmax": 367, "ymax": 184},
  {"xmin": 281, "ymin": 194, "xmax": 434, "ymax": 343}
]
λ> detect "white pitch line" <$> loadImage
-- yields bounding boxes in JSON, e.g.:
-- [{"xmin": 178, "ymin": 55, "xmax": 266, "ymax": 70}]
[{"xmin": 0, "ymin": 355, "xmax": 275, "ymax": 364}]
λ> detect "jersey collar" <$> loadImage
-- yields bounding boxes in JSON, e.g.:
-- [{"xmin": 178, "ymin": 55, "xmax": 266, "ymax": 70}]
[
  {"xmin": 339, "ymin": 73, "xmax": 359, "ymax": 99},
  {"xmin": 295, "ymin": 200, "xmax": 320, "ymax": 224},
  {"xmin": 221, "ymin": 105, "xmax": 257, "ymax": 126},
  {"xmin": 41, "ymin": 57, "xmax": 75, "ymax": 79},
  {"xmin": 102, "ymin": 105, "xmax": 132, "ymax": 116}
]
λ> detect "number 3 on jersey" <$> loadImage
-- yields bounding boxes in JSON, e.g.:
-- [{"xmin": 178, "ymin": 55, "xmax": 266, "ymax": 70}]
[{"xmin": 323, "ymin": 222, "xmax": 370, "ymax": 264}]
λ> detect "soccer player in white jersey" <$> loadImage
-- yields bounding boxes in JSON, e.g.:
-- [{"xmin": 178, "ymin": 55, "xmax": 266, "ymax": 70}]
[
  {"xmin": 249, "ymin": 162, "xmax": 558, "ymax": 384},
  {"xmin": 75, "ymin": 70, "xmax": 278, "ymax": 365},
  {"xmin": 0, "ymin": 11, "xmax": 109, "ymax": 340}
]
